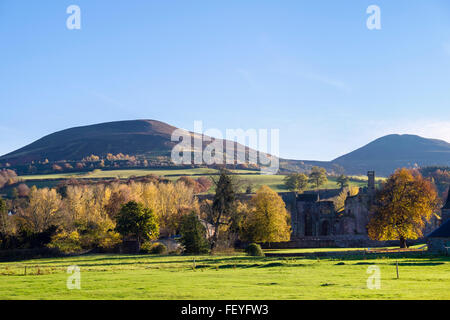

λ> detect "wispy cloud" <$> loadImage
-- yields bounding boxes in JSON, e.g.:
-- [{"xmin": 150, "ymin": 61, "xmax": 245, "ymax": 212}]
[{"xmin": 303, "ymin": 72, "xmax": 351, "ymax": 92}]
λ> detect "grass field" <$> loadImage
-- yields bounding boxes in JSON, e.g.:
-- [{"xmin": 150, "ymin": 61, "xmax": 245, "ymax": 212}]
[
  {"xmin": 17, "ymin": 168, "xmax": 368, "ymax": 193},
  {"xmin": 19, "ymin": 168, "xmax": 250, "ymax": 180},
  {"xmin": 0, "ymin": 250, "xmax": 449, "ymax": 300}
]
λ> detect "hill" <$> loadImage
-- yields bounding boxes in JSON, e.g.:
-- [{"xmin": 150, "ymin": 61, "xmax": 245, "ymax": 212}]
[
  {"xmin": 0, "ymin": 120, "xmax": 266, "ymax": 168},
  {"xmin": 332, "ymin": 134, "xmax": 450, "ymax": 176},
  {"xmin": 1, "ymin": 120, "xmax": 449, "ymax": 176},
  {"xmin": 0, "ymin": 120, "xmax": 180, "ymax": 165}
]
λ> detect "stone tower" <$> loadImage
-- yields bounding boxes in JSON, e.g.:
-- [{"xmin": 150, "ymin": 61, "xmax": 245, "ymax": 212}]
[
  {"xmin": 367, "ymin": 171, "xmax": 376, "ymax": 195},
  {"xmin": 441, "ymin": 188, "xmax": 450, "ymax": 223}
]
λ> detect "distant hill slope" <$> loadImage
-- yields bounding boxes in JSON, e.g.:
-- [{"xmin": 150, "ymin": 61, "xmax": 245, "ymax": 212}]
[
  {"xmin": 331, "ymin": 134, "xmax": 450, "ymax": 176},
  {"xmin": 1, "ymin": 120, "xmax": 449, "ymax": 176},
  {"xmin": 0, "ymin": 120, "xmax": 269, "ymax": 167},
  {"xmin": 0, "ymin": 120, "xmax": 181, "ymax": 165}
]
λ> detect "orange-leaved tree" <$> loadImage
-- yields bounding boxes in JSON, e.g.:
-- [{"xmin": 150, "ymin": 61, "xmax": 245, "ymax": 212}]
[
  {"xmin": 368, "ymin": 168, "xmax": 439, "ymax": 248},
  {"xmin": 241, "ymin": 185, "xmax": 291, "ymax": 244}
]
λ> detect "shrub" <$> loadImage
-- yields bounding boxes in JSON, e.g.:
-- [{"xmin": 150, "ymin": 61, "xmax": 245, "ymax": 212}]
[
  {"xmin": 75, "ymin": 220, "xmax": 121, "ymax": 252},
  {"xmin": 17, "ymin": 225, "xmax": 59, "ymax": 249},
  {"xmin": 150, "ymin": 243, "xmax": 168, "ymax": 254},
  {"xmin": 98, "ymin": 230, "xmax": 122, "ymax": 252},
  {"xmin": 140, "ymin": 242, "xmax": 167, "ymax": 254},
  {"xmin": 140, "ymin": 241, "xmax": 153, "ymax": 253},
  {"xmin": 245, "ymin": 243, "xmax": 264, "ymax": 257},
  {"xmin": 168, "ymin": 248, "xmax": 182, "ymax": 255},
  {"xmin": 48, "ymin": 231, "xmax": 82, "ymax": 254}
]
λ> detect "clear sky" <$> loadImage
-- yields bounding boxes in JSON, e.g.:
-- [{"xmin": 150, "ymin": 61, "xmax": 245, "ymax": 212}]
[{"xmin": 1, "ymin": 0, "xmax": 450, "ymax": 161}]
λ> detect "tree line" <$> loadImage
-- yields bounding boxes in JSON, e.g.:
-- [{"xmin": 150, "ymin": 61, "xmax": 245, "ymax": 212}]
[
  {"xmin": 283, "ymin": 166, "xmax": 329, "ymax": 193},
  {"xmin": 0, "ymin": 170, "xmax": 291, "ymax": 254}
]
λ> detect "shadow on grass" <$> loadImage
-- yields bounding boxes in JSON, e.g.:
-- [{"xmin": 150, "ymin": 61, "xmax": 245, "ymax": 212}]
[
  {"xmin": 392, "ymin": 262, "xmax": 445, "ymax": 266},
  {"xmin": 5, "ymin": 254, "xmax": 274, "ymax": 268},
  {"xmin": 299, "ymin": 253, "xmax": 450, "ymax": 262},
  {"xmin": 192, "ymin": 261, "xmax": 307, "ymax": 270},
  {"xmin": 4, "ymin": 252, "xmax": 449, "ymax": 269}
]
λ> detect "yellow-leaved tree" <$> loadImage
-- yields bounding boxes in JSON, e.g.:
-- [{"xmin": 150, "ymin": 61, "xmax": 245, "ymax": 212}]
[
  {"xmin": 368, "ymin": 168, "xmax": 439, "ymax": 248},
  {"xmin": 334, "ymin": 186, "xmax": 360, "ymax": 213},
  {"xmin": 241, "ymin": 185, "xmax": 291, "ymax": 243},
  {"xmin": 17, "ymin": 186, "xmax": 62, "ymax": 233}
]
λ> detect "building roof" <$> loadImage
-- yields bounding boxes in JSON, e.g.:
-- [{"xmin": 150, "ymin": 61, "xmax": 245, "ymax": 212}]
[
  {"xmin": 443, "ymin": 188, "xmax": 450, "ymax": 210},
  {"xmin": 428, "ymin": 219, "xmax": 450, "ymax": 238}
]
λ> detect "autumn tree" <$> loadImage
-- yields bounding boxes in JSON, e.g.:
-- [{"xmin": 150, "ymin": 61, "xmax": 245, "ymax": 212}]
[
  {"xmin": 178, "ymin": 176, "xmax": 210, "ymax": 194},
  {"xmin": 308, "ymin": 167, "xmax": 328, "ymax": 189},
  {"xmin": 104, "ymin": 183, "xmax": 133, "ymax": 218},
  {"xmin": 17, "ymin": 184, "xmax": 30, "ymax": 198},
  {"xmin": 115, "ymin": 201, "xmax": 159, "ymax": 248},
  {"xmin": 196, "ymin": 177, "xmax": 213, "ymax": 193},
  {"xmin": 334, "ymin": 186, "xmax": 359, "ymax": 212},
  {"xmin": 155, "ymin": 182, "xmax": 198, "ymax": 236},
  {"xmin": 75, "ymin": 163, "xmax": 85, "ymax": 170},
  {"xmin": 336, "ymin": 174, "xmax": 350, "ymax": 189},
  {"xmin": 16, "ymin": 187, "xmax": 62, "ymax": 233},
  {"xmin": 241, "ymin": 185, "xmax": 291, "ymax": 243},
  {"xmin": 367, "ymin": 168, "xmax": 439, "ymax": 248},
  {"xmin": 64, "ymin": 163, "xmax": 73, "ymax": 170},
  {"xmin": 52, "ymin": 184, "xmax": 119, "ymax": 251},
  {"xmin": 283, "ymin": 173, "xmax": 308, "ymax": 194},
  {"xmin": 0, "ymin": 169, "xmax": 17, "ymax": 189},
  {"xmin": 64, "ymin": 184, "xmax": 115, "ymax": 229},
  {"xmin": 52, "ymin": 164, "xmax": 63, "ymax": 172}
]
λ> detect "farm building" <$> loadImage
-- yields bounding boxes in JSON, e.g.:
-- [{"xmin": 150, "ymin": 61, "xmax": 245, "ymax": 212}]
[
  {"xmin": 427, "ymin": 220, "xmax": 450, "ymax": 254},
  {"xmin": 441, "ymin": 188, "xmax": 450, "ymax": 222}
]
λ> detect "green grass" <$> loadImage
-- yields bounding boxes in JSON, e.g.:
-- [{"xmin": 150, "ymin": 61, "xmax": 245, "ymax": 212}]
[
  {"xmin": 349, "ymin": 175, "xmax": 387, "ymax": 182},
  {"xmin": 19, "ymin": 168, "xmax": 246, "ymax": 180},
  {"xmin": 18, "ymin": 168, "xmax": 368, "ymax": 193},
  {"xmin": 0, "ymin": 252, "xmax": 449, "ymax": 300}
]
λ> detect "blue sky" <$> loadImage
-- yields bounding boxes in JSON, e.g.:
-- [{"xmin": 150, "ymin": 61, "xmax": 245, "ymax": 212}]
[{"xmin": 1, "ymin": 0, "xmax": 450, "ymax": 160}]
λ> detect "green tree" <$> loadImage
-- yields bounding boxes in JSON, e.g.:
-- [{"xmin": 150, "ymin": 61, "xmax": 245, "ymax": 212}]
[
  {"xmin": 368, "ymin": 168, "xmax": 439, "ymax": 248},
  {"xmin": 336, "ymin": 174, "xmax": 350, "ymax": 189},
  {"xmin": 308, "ymin": 167, "xmax": 328, "ymax": 189},
  {"xmin": 209, "ymin": 169, "xmax": 239, "ymax": 249},
  {"xmin": 179, "ymin": 212, "xmax": 210, "ymax": 254},
  {"xmin": 115, "ymin": 201, "xmax": 159, "ymax": 249},
  {"xmin": 283, "ymin": 173, "xmax": 309, "ymax": 193}
]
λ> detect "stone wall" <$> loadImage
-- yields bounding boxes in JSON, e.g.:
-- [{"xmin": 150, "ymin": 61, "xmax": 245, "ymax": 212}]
[
  {"xmin": 427, "ymin": 238, "xmax": 450, "ymax": 255},
  {"xmin": 260, "ymin": 235, "xmax": 423, "ymax": 249}
]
